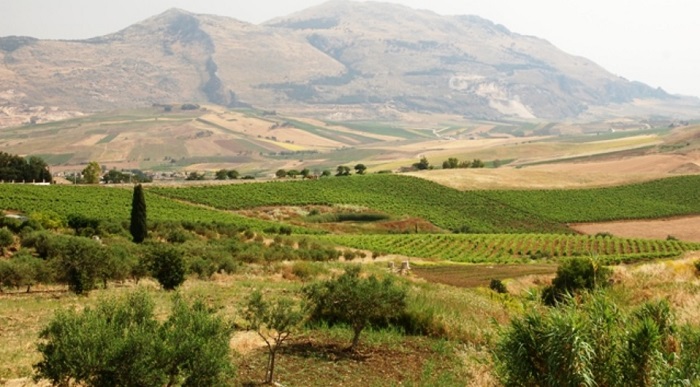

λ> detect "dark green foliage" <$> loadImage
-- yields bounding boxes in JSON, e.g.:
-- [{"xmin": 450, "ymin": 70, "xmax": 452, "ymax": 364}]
[
  {"xmin": 304, "ymin": 266, "xmax": 407, "ymax": 350},
  {"xmin": 34, "ymin": 291, "xmax": 234, "ymax": 387},
  {"xmin": 542, "ymin": 257, "xmax": 611, "ymax": 306},
  {"xmin": 494, "ymin": 294, "xmax": 699, "ymax": 386},
  {"xmin": 149, "ymin": 243, "xmax": 186, "ymax": 290},
  {"xmin": 185, "ymin": 172, "xmax": 205, "ymax": 181},
  {"xmin": 244, "ymin": 290, "xmax": 305, "ymax": 384},
  {"xmin": 0, "ymin": 227, "xmax": 14, "ymax": 252},
  {"xmin": 0, "ymin": 152, "xmax": 51, "ymax": 182},
  {"xmin": 130, "ymin": 184, "xmax": 147, "ymax": 243},
  {"xmin": 275, "ymin": 169, "xmax": 287, "ymax": 178},
  {"xmin": 335, "ymin": 165, "xmax": 351, "ymax": 176},
  {"xmin": 354, "ymin": 163, "xmax": 367, "ymax": 175},
  {"xmin": 489, "ymin": 279, "xmax": 508, "ymax": 294},
  {"xmin": 51, "ymin": 236, "xmax": 107, "ymax": 295},
  {"xmin": 695, "ymin": 260, "xmax": 700, "ymax": 275},
  {"xmin": 412, "ymin": 156, "xmax": 430, "ymax": 170},
  {"xmin": 0, "ymin": 251, "xmax": 51, "ymax": 293}
]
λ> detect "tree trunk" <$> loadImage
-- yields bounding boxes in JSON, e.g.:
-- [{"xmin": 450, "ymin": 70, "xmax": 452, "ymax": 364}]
[
  {"xmin": 266, "ymin": 349, "xmax": 277, "ymax": 384},
  {"xmin": 350, "ymin": 325, "xmax": 363, "ymax": 351}
]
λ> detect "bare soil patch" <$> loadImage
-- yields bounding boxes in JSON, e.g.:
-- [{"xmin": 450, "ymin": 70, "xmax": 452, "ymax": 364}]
[{"xmin": 571, "ymin": 215, "xmax": 700, "ymax": 242}]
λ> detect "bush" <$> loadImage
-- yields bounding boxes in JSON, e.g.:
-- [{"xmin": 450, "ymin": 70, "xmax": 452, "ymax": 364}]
[
  {"xmin": 34, "ymin": 291, "xmax": 234, "ymax": 386},
  {"xmin": 542, "ymin": 257, "xmax": 611, "ymax": 306},
  {"xmin": 0, "ymin": 227, "xmax": 14, "ymax": 252},
  {"xmin": 489, "ymin": 279, "xmax": 508, "ymax": 294},
  {"xmin": 291, "ymin": 261, "xmax": 327, "ymax": 281},
  {"xmin": 148, "ymin": 244, "xmax": 186, "ymax": 291}
]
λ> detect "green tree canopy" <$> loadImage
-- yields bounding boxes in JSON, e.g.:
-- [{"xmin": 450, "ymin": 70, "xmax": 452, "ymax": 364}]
[
  {"xmin": 354, "ymin": 164, "xmax": 367, "ymax": 175},
  {"xmin": 34, "ymin": 291, "xmax": 234, "ymax": 386},
  {"xmin": 81, "ymin": 162, "xmax": 102, "ymax": 184},
  {"xmin": 304, "ymin": 266, "xmax": 407, "ymax": 350},
  {"xmin": 0, "ymin": 152, "xmax": 51, "ymax": 182}
]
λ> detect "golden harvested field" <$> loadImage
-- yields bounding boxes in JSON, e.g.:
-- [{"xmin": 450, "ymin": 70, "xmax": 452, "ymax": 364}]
[{"xmin": 409, "ymin": 152, "xmax": 700, "ymax": 190}]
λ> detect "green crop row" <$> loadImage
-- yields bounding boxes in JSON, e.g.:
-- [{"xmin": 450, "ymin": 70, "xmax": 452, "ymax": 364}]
[
  {"xmin": 488, "ymin": 175, "xmax": 700, "ymax": 223},
  {"xmin": 318, "ymin": 233, "xmax": 700, "ymax": 264},
  {"xmin": 0, "ymin": 184, "xmax": 312, "ymax": 233},
  {"xmin": 151, "ymin": 175, "xmax": 569, "ymax": 234}
]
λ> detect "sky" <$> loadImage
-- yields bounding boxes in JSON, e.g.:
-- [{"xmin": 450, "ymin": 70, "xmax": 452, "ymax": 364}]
[{"xmin": 1, "ymin": 0, "xmax": 698, "ymax": 97}]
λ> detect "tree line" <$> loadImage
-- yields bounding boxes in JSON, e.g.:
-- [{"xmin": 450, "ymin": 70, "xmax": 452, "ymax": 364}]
[{"xmin": 0, "ymin": 152, "xmax": 51, "ymax": 183}]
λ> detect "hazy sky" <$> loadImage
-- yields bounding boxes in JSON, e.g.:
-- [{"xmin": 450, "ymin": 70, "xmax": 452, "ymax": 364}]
[{"xmin": 1, "ymin": 0, "xmax": 698, "ymax": 97}]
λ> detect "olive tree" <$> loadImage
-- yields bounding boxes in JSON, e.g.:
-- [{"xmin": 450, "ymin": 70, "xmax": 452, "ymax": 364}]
[
  {"xmin": 34, "ymin": 291, "xmax": 235, "ymax": 386},
  {"xmin": 304, "ymin": 266, "xmax": 407, "ymax": 350},
  {"xmin": 244, "ymin": 290, "xmax": 305, "ymax": 384}
]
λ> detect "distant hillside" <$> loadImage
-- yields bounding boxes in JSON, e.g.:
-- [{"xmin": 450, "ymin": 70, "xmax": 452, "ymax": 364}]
[{"xmin": 1, "ymin": 0, "xmax": 698, "ymax": 126}]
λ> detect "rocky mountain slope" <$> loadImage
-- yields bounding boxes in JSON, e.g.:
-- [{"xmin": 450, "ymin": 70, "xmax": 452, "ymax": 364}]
[{"xmin": 0, "ymin": 0, "xmax": 695, "ymax": 125}]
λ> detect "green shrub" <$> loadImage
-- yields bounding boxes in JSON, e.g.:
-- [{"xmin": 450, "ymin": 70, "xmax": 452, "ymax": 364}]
[
  {"xmin": 494, "ymin": 294, "xmax": 696, "ymax": 386},
  {"xmin": 34, "ymin": 291, "xmax": 235, "ymax": 386},
  {"xmin": 291, "ymin": 261, "xmax": 327, "ymax": 281},
  {"xmin": 148, "ymin": 243, "xmax": 186, "ymax": 291},
  {"xmin": 489, "ymin": 279, "xmax": 508, "ymax": 294},
  {"xmin": 542, "ymin": 257, "xmax": 611, "ymax": 306},
  {"xmin": 304, "ymin": 266, "xmax": 407, "ymax": 350},
  {"xmin": 0, "ymin": 227, "xmax": 14, "ymax": 252}
]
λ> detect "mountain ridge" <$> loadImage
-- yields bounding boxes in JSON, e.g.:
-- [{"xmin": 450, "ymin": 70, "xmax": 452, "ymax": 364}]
[{"xmin": 0, "ymin": 0, "xmax": 696, "ymax": 126}]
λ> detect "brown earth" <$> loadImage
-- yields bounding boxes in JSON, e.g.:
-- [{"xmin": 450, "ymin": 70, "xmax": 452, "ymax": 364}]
[{"xmin": 571, "ymin": 216, "xmax": 700, "ymax": 243}]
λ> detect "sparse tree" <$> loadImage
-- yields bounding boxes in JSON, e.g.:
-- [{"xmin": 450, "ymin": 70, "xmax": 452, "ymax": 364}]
[
  {"xmin": 130, "ymin": 184, "xmax": 147, "ymax": 244},
  {"xmin": 244, "ymin": 290, "xmax": 305, "ymax": 384},
  {"xmin": 354, "ymin": 164, "xmax": 367, "ymax": 175},
  {"xmin": 81, "ymin": 162, "xmax": 102, "ymax": 184},
  {"xmin": 275, "ymin": 169, "xmax": 287, "ymax": 179},
  {"xmin": 286, "ymin": 169, "xmax": 300, "ymax": 179},
  {"xmin": 471, "ymin": 159, "xmax": 485, "ymax": 168},
  {"xmin": 335, "ymin": 165, "xmax": 351, "ymax": 176},
  {"xmin": 215, "ymin": 169, "xmax": 229, "ymax": 180},
  {"xmin": 304, "ymin": 266, "xmax": 407, "ymax": 350},
  {"xmin": 412, "ymin": 156, "xmax": 430, "ymax": 170},
  {"xmin": 185, "ymin": 172, "xmax": 205, "ymax": 181},
  {"xmin": 300, "ymin": 168, "xmax": 311, "ymax": 179},
  {"xmin": 442, "ymin": 157, "xmax": 459, "ymax": 169},
  {"xmin": 320, "ymin": 170, "xmax": 332, "ymax": 177},
  {"xmin": 226, "ymin": 169, "xmax": 240, "ymax": 179}
]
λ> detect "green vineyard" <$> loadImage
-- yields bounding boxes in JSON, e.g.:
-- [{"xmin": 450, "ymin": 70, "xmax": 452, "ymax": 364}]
[
  {"xmin": 151, "ymin": 175, "xmax": 569, "ymax": 234},
  {"xmin": 152, "ymin": 174, "xmax": 700, "ymax": 233},
  {"xmin": 319, "ymin": 234, "xmax": 700, "ymax": 264},
  {"xmin": 0, "ymin": 184, "xmax": 311, "ymax": 232}
]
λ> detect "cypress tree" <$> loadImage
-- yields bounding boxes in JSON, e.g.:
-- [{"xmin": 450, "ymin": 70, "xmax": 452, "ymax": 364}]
[{"xmin": 130, "ymin": 184, "xmax": 147, "ymax": 243}]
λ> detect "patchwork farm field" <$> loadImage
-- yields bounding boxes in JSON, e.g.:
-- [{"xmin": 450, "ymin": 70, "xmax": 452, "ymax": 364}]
[{"xmin": 2, "ymin": 171, "xmax": 700, "ymax": 385}]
